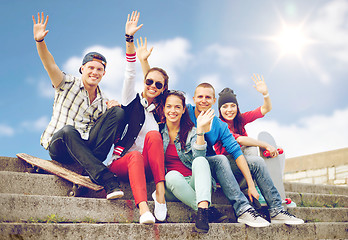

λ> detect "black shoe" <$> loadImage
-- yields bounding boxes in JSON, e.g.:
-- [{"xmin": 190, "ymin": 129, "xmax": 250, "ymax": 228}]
[
  {"xmin": 194, "ymin": 208, "xmax": 209, "ymax": 233},
  {"xmin": 104, "ymin": 176, "xmax": 124, "ymax": 200},
  {"xmin": 207, "ymin": 206, "xmax": 228, "ymax": 223}
]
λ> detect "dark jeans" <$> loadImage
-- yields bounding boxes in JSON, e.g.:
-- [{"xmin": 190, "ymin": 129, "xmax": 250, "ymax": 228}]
[{"xmin": 48, "ymin": 106, "xmax": 125, "ymax": 190}]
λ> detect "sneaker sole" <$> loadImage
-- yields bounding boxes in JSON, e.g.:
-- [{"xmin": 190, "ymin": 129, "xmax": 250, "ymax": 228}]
[
  {"xmin": 193, "ymin": 226, "xmax": 209, "ymax": 233},
  {"xmin": 212, "ymin": 215, "xmax": 228, "ymax": 223},
  {"xmin": 106, "ymin": 191, "xmax": 124, "ymax": 200},
  {"xmin": 238, "ymin": 219, "xmax": 270, "ymax": 228},
  {"xmin": 271, "ymin": 220, "xmax": 304, "ymax": 225}
]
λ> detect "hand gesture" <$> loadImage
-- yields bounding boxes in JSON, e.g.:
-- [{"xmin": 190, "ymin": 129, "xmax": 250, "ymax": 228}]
[
  {"xmin": 251, "ymin": 74, "xmax": 268, "ymax": 95},
  {"xmin": 32, "ymin": 12, "xmax": 49, "ymax": 42},
  {"xmin": 197, "ymin": 108, "xmax": 215, "ymax": 134},
  {"xmin": 125, "ymin": 11, "xmax": 143, "ymax": 36},
  {"xmin": 136, "ymin": 37, "xmax": 153, "ymax": 62}
]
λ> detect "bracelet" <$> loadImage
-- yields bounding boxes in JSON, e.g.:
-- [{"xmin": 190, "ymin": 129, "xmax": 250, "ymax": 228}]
[
  {"xmin": 263, "ymin": 93, "xmax": 269, "ymax": 98},
  {"xmin": 125, "ymin": 34, "xmax": 134, "ymax": 43},
  {"xmin": 197, "ymin": 132, "xmax": 204, "ymax": 136},
  {"xmin": 36, "ymin": 38, "xmax": 44, "ymax": 42}
]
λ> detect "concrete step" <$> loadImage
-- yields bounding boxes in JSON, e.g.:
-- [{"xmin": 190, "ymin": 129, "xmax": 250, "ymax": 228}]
[
  {"xmin": 2, "ymin": 171, "xmax": 347, "ymax": 209},
  {"xmin": 1, "ymin": 193, "xmax": 346, "ymax": 224},
  {"xmin": 2, "ymin": 155, "xmax": 347, "ymax": 196},
  {"xmin": 286, "ymin": 192, "xmax": 348, "ymax": 208},
  {"xmin": 1, "ymin": 222, "xmax": 347, "ymax": 240},
  {"xmin": 0, "ymin": 193, "xmax": 234, "ymax": 224},
  {"xmin": 284, "ymin": 181, "xmax": 348, "ymax": 195}
]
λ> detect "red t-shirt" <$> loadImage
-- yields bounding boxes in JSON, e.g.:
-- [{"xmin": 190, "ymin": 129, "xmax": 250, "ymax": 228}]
[
  {"xmin": 165, "ymin": 144, "xmax": 192, "ymax": 177},
  {"xmin": 214, "ymin": 107, "xmax": 264, "ymax": 155}
]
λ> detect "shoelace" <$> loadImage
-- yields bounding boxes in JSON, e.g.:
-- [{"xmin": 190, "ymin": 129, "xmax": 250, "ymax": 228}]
[
  {"xmin": 246, "ymin": 208, "xmax": 262, "ymax": 219},
  {"xmin": 279, "ymin": 210, "xmax": 296, "ymax": 218},
  {"xmin": 197, "ymin": 209, "xmax": 208, "ymax": 222}
]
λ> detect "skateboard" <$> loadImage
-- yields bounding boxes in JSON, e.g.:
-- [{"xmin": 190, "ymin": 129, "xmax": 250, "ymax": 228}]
[
  {"xmin": 16, "ymin": 153, "xmax": 104, "ymax": 197},
  {"xmin": 257, "ymin": 132, "xmax": 296, "ymax": 208}
]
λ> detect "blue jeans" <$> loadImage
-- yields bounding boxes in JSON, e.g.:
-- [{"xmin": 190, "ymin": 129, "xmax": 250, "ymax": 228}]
[
  {"xmin": 48, "ymin": 106, "xmax": 125, "ymax": 190},
  {"xmin": 227, "ymin": 151, "xmax": 284, "ymax": 217},
  {"xmin": 206, "ymin": 155, "xmax": 251, "ymax": 217},
  {"xmin": 165, "ymin": 157, "xmax": 212, "ymax": 211}
]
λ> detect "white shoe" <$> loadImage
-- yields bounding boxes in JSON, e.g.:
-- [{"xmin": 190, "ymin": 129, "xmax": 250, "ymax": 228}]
[
  {"xmin": 106, "ymin": 189, "xmax": 124, "ymax": 200},
  {"xmin": 271, "ymin": 210, "xmax": 304, "ymax": 225},
  {"xmin": 152, "ymin": 191, "xmax": 167, "ymax": 221},
  {"xmin": 139, "ymin": 211, "xmax": 155, "ymax": 224},
  {"xmin": 238, "ymin": 208, "xmax": 270, "ymax": 227}
]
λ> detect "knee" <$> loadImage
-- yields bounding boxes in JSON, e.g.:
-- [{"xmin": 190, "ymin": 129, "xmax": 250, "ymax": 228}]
[
  {"xmin": 192, "ymin": 156, "xmax": 209, "ymax": 168},
  {"xmin": 108, "ymin": 106, "xmax": 125, "ymax": 122},
  {"xmin": 145, "ymin": 131, "xmax": 162, "ymax": 143},
  {"xmin": 128, "ymin": 151, "xmax": 143, "ymax": 164},
  {"xmin": 165, "ymin": 170, "xmax": 182, "ymax": 188},
  {"xmin": 59, "ymin": 125, "xmax": 79, "ymax": 138}
]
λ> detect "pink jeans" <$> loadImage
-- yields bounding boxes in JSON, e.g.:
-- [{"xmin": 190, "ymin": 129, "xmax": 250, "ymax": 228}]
[{"xmin": 109, "ymin": 131, "xmax": 165, "ymax": 206}]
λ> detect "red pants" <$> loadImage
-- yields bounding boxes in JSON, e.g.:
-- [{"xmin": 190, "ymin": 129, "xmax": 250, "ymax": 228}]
[{"xmin": 109, "ymin": 131, "xmax": 165, "ymax": 206}]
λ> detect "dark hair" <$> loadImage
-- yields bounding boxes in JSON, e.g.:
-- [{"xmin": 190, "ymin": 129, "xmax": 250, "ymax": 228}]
[
  {"xmin": 162, "ymin": 90, "xmax": 194, "ymax": 149},
  {"xmin": 145, "ymin": 67, "xmax": 169, "ymax": 112},
  {"xmin": 219, "ymin": 100, "xmax": 244, "ymax": 135}
]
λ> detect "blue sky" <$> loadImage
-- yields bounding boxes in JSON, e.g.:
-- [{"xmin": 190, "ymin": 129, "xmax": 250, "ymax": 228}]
[{"xmin": 1, "ymin": 0, "xmax": 347, "ymax": 160}]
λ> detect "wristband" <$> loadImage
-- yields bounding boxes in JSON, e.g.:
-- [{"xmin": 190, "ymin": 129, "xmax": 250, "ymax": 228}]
[
  {"xmin": 263, "ymin": 93, "xmax": 269, "ymax": 98},
  {"xmin": 36, "ymin": 38, "xmax": 44, "ymax": 42},
  {"xmin": 197, "ymin": 132, "xmax": 204, "ymax": 136},
  {"xmin": 125, "ymin": 34, "xmax": 134, "ymax": 42}
]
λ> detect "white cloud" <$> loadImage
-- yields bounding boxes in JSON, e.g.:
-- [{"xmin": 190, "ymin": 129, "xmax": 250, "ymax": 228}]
[
  {"xmin": 61, "ymin": 38, "xmax": 191, "ymax": 100},
  {"xmin": 38, "ymin": 79, "xmax": 55, "ymax": 98},
  {"xmin": 203, "ymin": 43, "xmax": 241, "ymax": 67},
  {"xmin": 0, "ymin": 124, "xmax": 15, "ymax": 137},
  {"xmin": 309, "ymin": 0, "xmax": 348, "ymax": 63},
  {"xmin": 245, "ymin": 107, "xmax": 348, "ymax": 158},
  {"xmin": 147, "ymin": 37, "xmax": 192, "ymax": 88},
  {"xmin": 63, "ymin": 45, "xmax": 125, "ymax": 101},
  {"xmin": 20, "ymin": 116, "xmax": 49, "ymax": 132}
]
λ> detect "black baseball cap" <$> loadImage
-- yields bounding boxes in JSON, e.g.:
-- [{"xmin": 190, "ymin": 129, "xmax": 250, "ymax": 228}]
[{"xmin": 79, "ymin": 52, "xmax": 107, "ymax": 74}]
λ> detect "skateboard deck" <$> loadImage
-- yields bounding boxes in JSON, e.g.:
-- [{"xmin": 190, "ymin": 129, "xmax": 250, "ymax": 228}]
[
  {"xmin": 16, "ymin": 153, "xmax": 104, "ymax": 197},
  {"xmin": 257, "ymin": 131, "xmax": 286, "ymax": 200}
]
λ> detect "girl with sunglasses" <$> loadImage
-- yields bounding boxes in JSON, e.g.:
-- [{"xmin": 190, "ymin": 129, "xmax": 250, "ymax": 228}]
[
  {"xmin": 160, "ymin": 90, "xmax": 226, "ymax": 233},
  {"xmin": 108, "ymin": 11, "xmax": 168, "ymax": 224}
]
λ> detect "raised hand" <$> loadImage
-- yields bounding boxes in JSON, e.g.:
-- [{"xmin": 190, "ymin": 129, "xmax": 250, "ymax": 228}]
[
  {"xmin": 197, "ymin": 108, "xmax": 215, "ymax": 134},
  {"xmin": 136, "ymin": 37, "xmax": 153, "ymax": 62},
  {"xmin": 32, "ymin": 12, "xmax": 49, "ymax": 42},
  {"xmin": 251, "ymin": 73, "xmax": 268, "ymax": 96},
  {"xmin": 125, "ymin": 11, "xmax": 143, "ymax": 36}
]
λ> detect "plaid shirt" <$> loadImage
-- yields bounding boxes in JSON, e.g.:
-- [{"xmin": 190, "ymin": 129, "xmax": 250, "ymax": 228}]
[{"xmin": 40, "ymin": 73, "xmax": 108, "ymax": 149}]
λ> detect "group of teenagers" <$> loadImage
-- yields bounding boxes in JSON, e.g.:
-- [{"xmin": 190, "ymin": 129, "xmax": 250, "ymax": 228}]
[{"xmin": 33, "ymin": 11, "xmax": 304, "ymax": 233}]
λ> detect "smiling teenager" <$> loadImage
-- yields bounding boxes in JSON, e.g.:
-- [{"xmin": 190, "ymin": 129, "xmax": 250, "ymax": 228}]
[
  {"xmin": 160, "ymin": 90, "xmax": 227, "ymax": 233},
  {"xmin": 107, "ymin": 11, "xmax": 168, "ymax": 224},
  {"xmin": 33, "ymin": 12, "xmax": 126, "ymax": 200}
]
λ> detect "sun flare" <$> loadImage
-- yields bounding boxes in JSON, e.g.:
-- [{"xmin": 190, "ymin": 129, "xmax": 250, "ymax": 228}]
[{"xmin": 274, "ymin": 25, "xmax": 309, "ymax": 56}]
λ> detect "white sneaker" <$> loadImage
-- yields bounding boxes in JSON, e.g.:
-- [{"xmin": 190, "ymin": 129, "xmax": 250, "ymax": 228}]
[
  {"xmin": 106, "ymin": 189, "xmax": 124, "ymax": 200},
  {"xmin": 238, "ymin": 208, "xmax": 270, "ymax": 227},
  {"xmin": 152, "ymin": 191, "xmax": 167, "ymax": 221},
  {"xmin": 271, "ymin": 210, "xmax": 304, "ymax": 225},
  {"xmin": 139, "ymin": 211, "xmax": 155, "ymax": 224}
]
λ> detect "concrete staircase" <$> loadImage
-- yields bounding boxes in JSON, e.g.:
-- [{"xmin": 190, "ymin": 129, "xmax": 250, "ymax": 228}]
[{"xmin": 0, "ymin": 155, "xmax": 347, "ymax": 239}]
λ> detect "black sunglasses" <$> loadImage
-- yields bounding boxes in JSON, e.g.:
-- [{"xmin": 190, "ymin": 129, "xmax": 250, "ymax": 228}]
[{"xmin": 145, "ymin": 79, "xmax": 164, "ymax": 90}]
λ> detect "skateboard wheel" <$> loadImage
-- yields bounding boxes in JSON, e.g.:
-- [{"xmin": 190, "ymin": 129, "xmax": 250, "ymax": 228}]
[
  {"xmin": 263, "ymin": 150, "xmax": 271, "ymax": 157},
  {"xmin": 285, "ymin": 198, "xmax": 291, "ymax": 204},
  {"xmin": 68, "ymin": 184, "xmax": 82, "ymax": 197}
]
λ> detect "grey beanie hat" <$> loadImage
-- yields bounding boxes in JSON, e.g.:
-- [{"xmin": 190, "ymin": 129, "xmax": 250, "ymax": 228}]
[{"xmin": 218, "ymin": 87, "xmax": 238, "ymax": 109}]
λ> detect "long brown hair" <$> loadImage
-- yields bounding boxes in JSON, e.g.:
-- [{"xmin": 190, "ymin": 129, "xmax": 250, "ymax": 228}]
[{"xmin": 162, "ymin": 90, "xmax": 194, "ymax": 149}]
